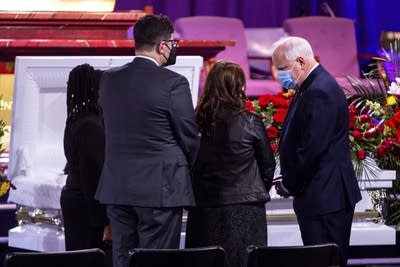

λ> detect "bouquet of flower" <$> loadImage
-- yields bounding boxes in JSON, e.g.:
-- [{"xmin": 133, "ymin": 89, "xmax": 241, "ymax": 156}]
[
  {"xmin": 246, "ymin": 91, "xmax": 294, "ymax": 154},
  {"xmin": 344, "ymin": 59, "xmax": 400, "ymax": 225},
  {"xmin": 373, "ymin": 38, "xmax": 400, "ymax": 226},
  {"xmin": 346, "ymin": 75, "xmax": 400, "ymax": 176}
]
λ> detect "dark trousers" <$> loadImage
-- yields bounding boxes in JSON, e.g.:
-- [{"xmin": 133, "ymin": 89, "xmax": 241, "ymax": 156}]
[
  {"xmin": 60, "ymin": 188, "xmax": 104, "ymax": 250},
  {"xmin": 106, "ymin": 205, "xmax": 183, "ymax": 267},
  {"xmin": 297, "ymin": 206, "xmax": 355, "ymax": 267},
  {"xmin": 60, "ymin": 188, "xmax": 113, "ymax": 267}
]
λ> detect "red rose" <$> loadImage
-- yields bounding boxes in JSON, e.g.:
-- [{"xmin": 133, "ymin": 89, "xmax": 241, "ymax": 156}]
[
  {"xmin": 270, "ymin": 143, "xmax": 279, "ymax": 153},
  {"xmin": 386, "ymin": 119, "xmax": 396, "ymax": 129},
  {"xmin": 246, "ymin": 100, "xmax": 255, "ymax": 112},
  {"xmin": 266, "ymin": 126, "xmax": 279, "ymax": 139},
  {"xmin": 360, "ymin": 114, "xmax": 370, "ymax": 123},
  {"xmin": 383, "ymin": 140, "xmax": 390, "ymax": 147},
  {"xmin": 382, "ymin": 138, "xmax": 394, "ymax": 148},
  {"xmin": 356, "ymin": 150, "xmax": 366, "ymax": 160},
  {"xmin": 363, "ymin": 128, "xmax": 377, "ymax": 138},
  {"xmin": 273, "ymin": 108, "xmax": 287, "ymax": 124},
  {"xmin": 348, "ymin": 106, "xmax": 357, "ymax": 128},
  {"xmin": 377, "ymin": 144, "xmax": 389, "ymax": 158},
  {"xmin": 271, "ymin": 96, "xmax": 289, "ymax": 108},
  {"xmin": 351, "ymin": 130, "xmax": 362, "ymax": 140},
  {"xmin": 258, "ymin": 95, "xmax": 273, "ymax": 109}
]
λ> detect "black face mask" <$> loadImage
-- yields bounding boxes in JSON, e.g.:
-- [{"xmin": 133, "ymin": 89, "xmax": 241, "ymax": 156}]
[{"xmin": 163, "ymin": 45, "xmax": 177, "ymax": 66}]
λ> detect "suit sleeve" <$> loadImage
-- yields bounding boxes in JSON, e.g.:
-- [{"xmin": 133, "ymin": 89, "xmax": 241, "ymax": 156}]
[
  {"xmin": 282, "ymin": 89, "xmax": 338, "ymax": 195},
  {"xmin": 77, "ymin": 121, "xmax": 108, "ymax": 226},
  {"xmin": 252, "ymin": 114, "xmax": 276, "ymax": 191},
  {"xmin": 169, "ymin": 76, "xmax": 200, "ymax": 167}
]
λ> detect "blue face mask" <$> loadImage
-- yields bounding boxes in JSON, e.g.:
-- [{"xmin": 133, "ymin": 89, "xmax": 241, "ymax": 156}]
[{"xmin": 277, "ymin": 70, "xmax": 297, "ymax": 90}]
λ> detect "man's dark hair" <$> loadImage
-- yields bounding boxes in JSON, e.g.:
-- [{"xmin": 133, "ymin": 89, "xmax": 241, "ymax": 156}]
[{"xmin": 134, "ymin": 14, "xmax": 174, "ymax": 51}]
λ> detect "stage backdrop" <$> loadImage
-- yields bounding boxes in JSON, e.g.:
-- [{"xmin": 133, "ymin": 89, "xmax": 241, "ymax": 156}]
[{"xmin": 115, "ymin": 0, "xmax": 400, "ymax": 58}]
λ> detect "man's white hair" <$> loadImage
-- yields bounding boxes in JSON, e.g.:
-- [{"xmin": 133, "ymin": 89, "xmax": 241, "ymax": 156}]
[{"xmin": 272, "ymin": 36, "xmax": 314, "ymax": 60}]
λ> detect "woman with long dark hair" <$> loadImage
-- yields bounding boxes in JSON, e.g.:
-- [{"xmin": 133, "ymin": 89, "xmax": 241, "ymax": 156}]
[
  {"xmin": 60, "ymin": 64, "xmax": 111, "ymax": 253},
  {"xmin": 185, "ymin": 61, "xmax": 276, "ymax": 267}
]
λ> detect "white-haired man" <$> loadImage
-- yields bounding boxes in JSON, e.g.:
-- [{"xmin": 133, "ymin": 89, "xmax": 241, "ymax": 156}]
[{"xmin": 272, "ymin": 36, "xmax": 361, "ymax": 267}]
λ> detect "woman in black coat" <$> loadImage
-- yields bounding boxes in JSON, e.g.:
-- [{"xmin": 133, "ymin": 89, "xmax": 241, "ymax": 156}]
[
  {"xmin": 185, "ymin": 61, "xmax": 276, "ymax": 267},
  {"xmin": 60, "ymin": 64, "xmax": 111, "ymax": 252}
]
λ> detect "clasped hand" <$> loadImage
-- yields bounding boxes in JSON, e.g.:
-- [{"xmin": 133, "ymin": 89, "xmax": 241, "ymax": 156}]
[{"xmin": 272, "ymin": 176, "xmax": 292, "ymax": 198}]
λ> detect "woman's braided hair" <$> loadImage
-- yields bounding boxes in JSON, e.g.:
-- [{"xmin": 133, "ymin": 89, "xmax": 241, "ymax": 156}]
[{"xmin": 66, "ymin": 64, "xmax": 103, "ymax": 123}]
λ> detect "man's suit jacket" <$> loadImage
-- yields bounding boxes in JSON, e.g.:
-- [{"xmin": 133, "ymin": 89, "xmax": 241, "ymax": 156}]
[
  {"xmin": 279, "ymin": 65, "xmax": 362, "ymax": 217},
  {"xmin": 95, "ymin": 57, "xmax": 200, "ymax": 207}
]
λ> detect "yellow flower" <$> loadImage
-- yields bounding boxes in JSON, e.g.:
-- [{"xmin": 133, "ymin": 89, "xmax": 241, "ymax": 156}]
[
  {"xmin": 283, "ymin": 89, "xmax": 295, "ymax": 98},
  {"xmin": 387, "ymin": 95, "xmax": 398, "ymax": 106},
  {"xmin": 0, "ymin": 180, "xmax": 10, "ymax": 197}
]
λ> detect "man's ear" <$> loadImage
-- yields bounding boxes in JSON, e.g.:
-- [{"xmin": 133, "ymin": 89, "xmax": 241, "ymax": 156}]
[
  {"xmin": 296, "ymin": 57, "xmax": 305, "ymax": 65},
  {"xmin": 296, "ymin": 57, "xmax": 306, "ymax": 69},
  {"xmin": 156, "ymin": 42, "xmax": 164, "ymax": 54}
]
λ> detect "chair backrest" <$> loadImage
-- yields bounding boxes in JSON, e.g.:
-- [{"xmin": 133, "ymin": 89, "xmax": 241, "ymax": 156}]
[
  {"xmin": 247, "ymin": 243, "xmax": 341, "ymax": 267},
  {"xmin": 4, "ymin": 248, "xmax": 105, "ymax": 267},
  {"xmin": 174, "ymin": 16, "xmax": 251, "ymax": 79},
  {"xmin": 129, "ymin": 246, "xmax": 225, "ymax": 267},
  {"xmin": 283, "ymin": 16, "xmax": 359, "ymax": 78},
  {"xmin": 246, "ymin": 27, "xmax": 288, "ymax": 59}
]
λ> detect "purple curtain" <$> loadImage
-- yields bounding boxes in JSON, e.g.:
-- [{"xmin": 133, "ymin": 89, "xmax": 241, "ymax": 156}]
[
  {"xmin": 114, "ymin": 0, "xmax": 400, "ymax": 55},
  {"xmin": 114, "ymin": 0, "xmax": 290, "ymax": 27}
]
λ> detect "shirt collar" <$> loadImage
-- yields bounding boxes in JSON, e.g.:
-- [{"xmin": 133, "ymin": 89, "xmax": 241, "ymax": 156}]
[
  {"xmin": 304, "ymin": 63, "xmax": 319, "ymax": 80},
  {"xmin": 135, "ymin": 55, "xmax": 160, "ymax": 66}
]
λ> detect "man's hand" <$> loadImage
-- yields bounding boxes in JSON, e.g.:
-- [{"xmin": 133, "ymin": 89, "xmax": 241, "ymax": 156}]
[
  {"xmin": 273, "ymin": 177, "xmax": 292, "ymax": 198},
  {"xmin": 103, "ymin": 225, "xmax": 112, "ymax": 246}
]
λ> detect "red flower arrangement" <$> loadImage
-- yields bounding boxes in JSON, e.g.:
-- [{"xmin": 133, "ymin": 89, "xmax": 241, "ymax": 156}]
[
  {"xmin": 246, "ymin": 90, "xmax": 294, "ymax": 154},
  {"xmin": 348, "ymin": 94, "xmax": 400, "ymax": 172}
]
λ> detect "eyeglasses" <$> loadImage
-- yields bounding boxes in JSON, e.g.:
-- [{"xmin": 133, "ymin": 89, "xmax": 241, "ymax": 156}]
[{"xmin": 162, "ymin": 39, "xmax": 179, "ymax": 48}]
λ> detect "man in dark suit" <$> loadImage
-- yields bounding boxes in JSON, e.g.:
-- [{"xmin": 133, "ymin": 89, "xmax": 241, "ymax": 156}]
[
  {"xmin": 95, "ymin": 14, "xmax": 200, "ymax": 267},
  {"xmin": 272, "ymin": 36, "xmax": 362, "ymax": 267}
]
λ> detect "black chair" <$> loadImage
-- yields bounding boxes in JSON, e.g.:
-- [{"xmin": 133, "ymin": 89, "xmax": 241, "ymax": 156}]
[
  {"xmin": 129, "ymin": 246, "xmax": 225, "ymax": 267},
  {"xmin": 4, "ymin": 248, "xmax": 105, "ymax": 267},
  {"xmin": 247, "ymin": 243, "xmax": 341, "ymax": 267}
]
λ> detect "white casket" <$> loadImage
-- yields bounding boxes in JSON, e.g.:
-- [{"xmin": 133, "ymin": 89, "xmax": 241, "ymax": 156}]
[{"xmin": 7, "ymin": 55, "xmax": 203, "ymax": 252}]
